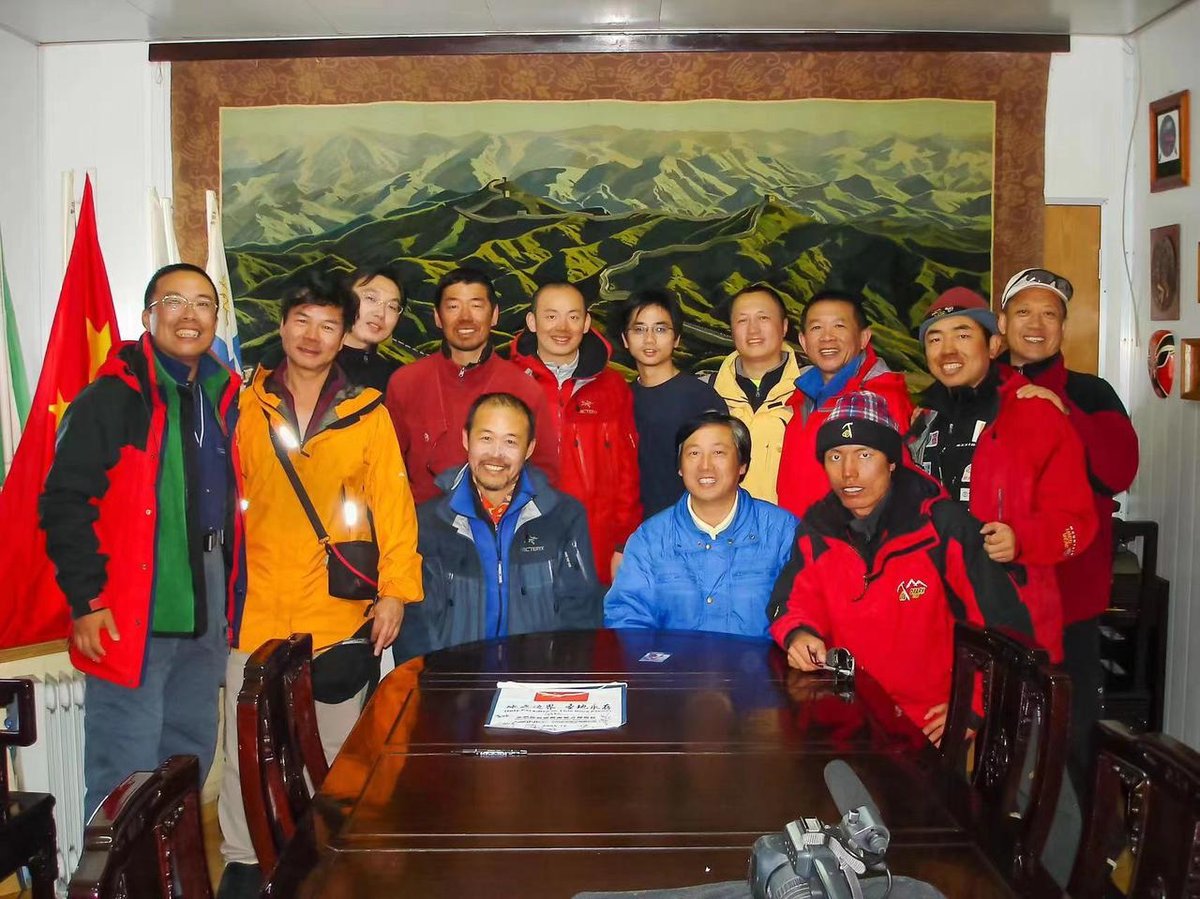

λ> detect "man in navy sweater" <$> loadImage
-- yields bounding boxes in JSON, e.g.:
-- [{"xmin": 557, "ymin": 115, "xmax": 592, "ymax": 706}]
[{"xmin": 616, "ymin": 289, "xmax": 726, "ymax": 517}]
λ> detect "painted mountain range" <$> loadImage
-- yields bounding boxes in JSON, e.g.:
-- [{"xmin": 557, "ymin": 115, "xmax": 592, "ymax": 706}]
[{"xmin": 221, "ymin": 106, "xmax": 994, "ymax": 384}]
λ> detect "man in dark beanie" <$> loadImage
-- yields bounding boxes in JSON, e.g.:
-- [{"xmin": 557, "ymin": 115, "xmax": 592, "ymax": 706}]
[
  {"xmin": 908, "ymin": 287, "xmax": 1096, "ymax": 665},
  {"xmin": 769, "ymin": 391, "xmax": 1032, "ymax": 744}
]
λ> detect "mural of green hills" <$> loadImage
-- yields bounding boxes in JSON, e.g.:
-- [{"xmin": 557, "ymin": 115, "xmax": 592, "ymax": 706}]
[{"xmin": 221, "ymin": 99, "xmax": 995, "ymax": 386}]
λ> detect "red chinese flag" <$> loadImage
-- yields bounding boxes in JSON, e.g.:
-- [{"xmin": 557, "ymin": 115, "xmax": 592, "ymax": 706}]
[{"xmin": 0, "ymin": 177, "xmax": 120, "ymax": 649}]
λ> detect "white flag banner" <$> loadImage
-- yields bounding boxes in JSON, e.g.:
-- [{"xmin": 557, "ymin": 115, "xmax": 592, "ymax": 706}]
[
  {"xmin": 148, "ymin": 187, "xmax": 181, "ymax": 270},
  {"xmin": 205, "ymin": 189, "xmax": 241, "ymax": 374},
  {"xmin": 0, "ymin": 224, "xmax": 31, "ymax": 481}
]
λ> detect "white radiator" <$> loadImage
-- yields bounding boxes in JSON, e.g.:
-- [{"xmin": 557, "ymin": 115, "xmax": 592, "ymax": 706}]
[{"xmin": 12, "ymin": 670, "xmax": 86, "ymax": 896}]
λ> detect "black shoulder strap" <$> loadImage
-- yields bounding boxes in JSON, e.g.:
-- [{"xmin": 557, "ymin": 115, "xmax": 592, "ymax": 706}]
[{"xmin": 264, "ymin": 410, "xmax": 330, "ymax": 545}]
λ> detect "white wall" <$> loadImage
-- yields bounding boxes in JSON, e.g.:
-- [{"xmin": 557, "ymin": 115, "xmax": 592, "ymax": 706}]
[
  {"xmin": 0, "ymin": 28, "xmax": 42, "ymax": 383},
  {"xmin": 1044, "ymin": 36, "xmax": 1139, "ymax": 398},
  {"xmin": 1122, "ymin": 0, "xmax": 1200, "ymax": 748},
  {"xmin": 37, "ymin": 42, "xmax": 171, "ymax": 357}
]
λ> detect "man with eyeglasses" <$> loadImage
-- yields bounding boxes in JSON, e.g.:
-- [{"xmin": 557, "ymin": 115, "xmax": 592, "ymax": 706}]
[
  {"xmin": 384, "ymin": 266, "xmax": 558, "ymax": 505},
  {"xmin": 40, "ymin": 263, "xmax": 243, "ymax": 821},
  {"xmin": 510, "ymin": 282, "xmax": 641, "ymax": 584},
  {"xmin": 340, "ymin": 264, "xmax": 406, "ymax": 391},
  {"xmin": 217, "ymin": 271, "xmax": 422, "ymax": 897},
  {"xmin": 615, "ymin": 289, "xmax": 726, "ymax": 517},
  {"xmin": 997, "ymin": 268, "xmax": 1140, "ymax": 791}
]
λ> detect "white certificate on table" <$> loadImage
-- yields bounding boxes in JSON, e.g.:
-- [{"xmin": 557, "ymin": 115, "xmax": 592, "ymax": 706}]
[{"xmin": 485, "ymin": 681, "xmax": 628, "ymax": 734}]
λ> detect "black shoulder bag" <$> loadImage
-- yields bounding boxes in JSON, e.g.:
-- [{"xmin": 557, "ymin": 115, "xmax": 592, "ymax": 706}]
[{"xmin": 266, "ymin": 418, "xmax": 380, "ymax": 600}]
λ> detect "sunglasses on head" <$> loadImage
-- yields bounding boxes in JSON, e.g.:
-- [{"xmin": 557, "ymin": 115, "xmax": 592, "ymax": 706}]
[{"xmin": 1003, "ymin": 268, "xmax": 1073, "ymax": 305}]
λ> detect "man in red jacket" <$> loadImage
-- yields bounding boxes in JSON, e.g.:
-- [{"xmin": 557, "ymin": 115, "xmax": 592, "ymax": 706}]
[
  {"xmin": 770, "ymin": 391, "xmax": 1031, "ymax": 743},
  {"xmin": 510, "ymin": 282, "xmax": 640, "ymax": 584},
  {"xmin": 384, "ymin": 267, "xmax": 558, "ymax": 504},
  {"xmin": 908, "ymin": 287, "xmax": 1097, "ymax": 663},
  {"xmin": 998, "ymin": 267, "xmax": 1140, "ymax": 786},
  {"xmin": 776, "ymin": 290, "xmax": 912, "ymax": 517}
]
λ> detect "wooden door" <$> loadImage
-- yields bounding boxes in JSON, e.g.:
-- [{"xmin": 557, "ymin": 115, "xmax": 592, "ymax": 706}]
[{"xmin": 1042, "ymin": 204, "xmax": 1101, "ymax": 374}]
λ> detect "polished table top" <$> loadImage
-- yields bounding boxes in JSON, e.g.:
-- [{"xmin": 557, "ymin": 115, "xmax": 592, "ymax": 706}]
[{"xmin": 267, "ymin": 629, "xmax": 1017, "ymax": 898}]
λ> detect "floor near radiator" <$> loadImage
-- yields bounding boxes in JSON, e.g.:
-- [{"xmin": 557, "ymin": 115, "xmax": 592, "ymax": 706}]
[{"xmin": 1, "ymin": 801, "xmax": 225, "ymax": 898}]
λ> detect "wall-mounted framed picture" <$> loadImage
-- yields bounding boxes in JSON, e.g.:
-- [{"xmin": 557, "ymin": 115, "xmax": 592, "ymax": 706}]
[
  {"xmin": 1150, "ymin": 90, "xmax": 1190, "ymax": 192},
  {"xmin": 1150, "ymin": 224, "xmax": 1181, "ymax": 320},
  {"xmin": 1181, "ymin": 338, "xmax": 1200, "ymax": 400}
]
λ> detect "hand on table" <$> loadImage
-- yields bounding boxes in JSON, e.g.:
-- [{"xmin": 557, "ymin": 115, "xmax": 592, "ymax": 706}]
[{"xmin": 786, "ymin": 631, "xmax": 827, "ymax": 672}]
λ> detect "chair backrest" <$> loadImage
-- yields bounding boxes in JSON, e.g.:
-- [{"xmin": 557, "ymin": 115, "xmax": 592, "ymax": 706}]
[
  {"xmin": 1069, "ymin": 721, "xmax": 1200, "ymax": 899},
  {"xmin": 237, "ymin": 633, "xmax": 329, "ymax": 873},
  {"xmin": 67, "ymin": 755, "xmax": 211, "ymax": 899},
  {"xmin": 941, "ymin": 622, "xmax": 1072, "ymax": 892},
  {"xmin": 0, "ymin": 678, "xmax": 37, "ymax": 811}
]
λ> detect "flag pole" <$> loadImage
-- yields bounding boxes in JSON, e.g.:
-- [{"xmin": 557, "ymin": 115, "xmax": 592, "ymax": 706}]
[{"xmin": 61, "ymin": 170, "xmax": 76, "ymax": 281}]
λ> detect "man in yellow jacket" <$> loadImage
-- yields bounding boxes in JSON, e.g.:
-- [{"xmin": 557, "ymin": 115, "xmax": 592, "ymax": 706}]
[
  {"xmin": 216, "ymin": 272, "xmax": 423, "ymax": 898},
  {"xmin": 702, "ymin": 284, "xmax": 801, "ymax": 503}
]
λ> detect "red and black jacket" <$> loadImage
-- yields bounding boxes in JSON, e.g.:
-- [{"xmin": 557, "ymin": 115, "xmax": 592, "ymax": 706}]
[
  {"xmin": 768, "ymin": 466, "xmax": 1032, "ymax": 728},
  {"xmin": 908, "ymin": 366, "xmax": 1098, "ymax": 660},
  {"xmin": 39, "ymin": 335, "xmax": 245, "ymax": 688},
  {"xmin": 510, "ymin": 329, "xmax": 641, "ymax": 584},
  {"xmin": 1000, "ymin": 352, "xmax": 1139, "ymax": 624}
]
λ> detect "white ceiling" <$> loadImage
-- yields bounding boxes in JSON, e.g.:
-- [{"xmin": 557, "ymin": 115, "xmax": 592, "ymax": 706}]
[{"xmin": 0, "ymin": 0, "xmax": 1192, "ymax": 45}]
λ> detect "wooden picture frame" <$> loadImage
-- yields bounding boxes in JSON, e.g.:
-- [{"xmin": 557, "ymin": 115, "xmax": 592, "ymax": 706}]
[
  {"xmin": 1150, "ymin": 224, "xmax": 1181, "ymax": 320},
  {"xmin": 1150, "ymin": 90, "xmax": 1190, "ymax": 192},
  {"xmin": 1181, "ymin": 338, "xmax": 1200, "ymax": 400}
]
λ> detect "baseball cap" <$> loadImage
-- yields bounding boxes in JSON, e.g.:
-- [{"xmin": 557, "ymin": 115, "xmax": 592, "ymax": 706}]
[
  {"xmin": 1000, "ymin": 268, "xmax": 1073, "ymax": 309},
  {"xmin": 918, "ymin": 287, "xmax": 998, "ymax": 342}
]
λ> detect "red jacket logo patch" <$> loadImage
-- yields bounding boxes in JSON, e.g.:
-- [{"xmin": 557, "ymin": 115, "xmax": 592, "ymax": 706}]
[
  {"xmin": 576, "ymin": 399, "xmax": 598, "ymax": 414},
  {"xmin": 897, "ymin": 579, "xmax": 928, "ymax": 602}
]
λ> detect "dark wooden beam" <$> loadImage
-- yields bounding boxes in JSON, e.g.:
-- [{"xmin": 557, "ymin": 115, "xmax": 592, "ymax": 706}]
[{"xmin": 149, "ymin": 31, "xmax": 1069, "ymax": 62}]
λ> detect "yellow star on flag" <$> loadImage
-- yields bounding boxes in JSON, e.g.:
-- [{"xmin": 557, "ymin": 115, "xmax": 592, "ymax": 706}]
[{"xmin": 87, "ymin": 318, "xmax": 112, "ymax": 382}]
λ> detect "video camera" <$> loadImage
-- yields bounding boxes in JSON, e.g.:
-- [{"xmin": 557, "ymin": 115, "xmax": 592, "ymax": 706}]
[{"xmin": 748, "ymin": 760, "xmax": 892, "ymax": 899}]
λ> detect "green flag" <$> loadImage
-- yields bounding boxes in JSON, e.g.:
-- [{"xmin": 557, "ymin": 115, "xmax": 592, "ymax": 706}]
[{"xmin": 0, "ymin": 224, "xmax": 31, "ymax": 482}]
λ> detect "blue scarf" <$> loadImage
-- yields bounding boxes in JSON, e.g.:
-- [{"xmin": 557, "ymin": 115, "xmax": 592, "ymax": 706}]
[{"xmin": 795, "ymin": 352, "xmax": 865, "ymax": 411}]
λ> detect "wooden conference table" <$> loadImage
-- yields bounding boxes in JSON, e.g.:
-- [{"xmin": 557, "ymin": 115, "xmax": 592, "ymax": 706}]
[{"xmin": 265, "ymin": 629, "xmax": 1017, "ymax": 898}]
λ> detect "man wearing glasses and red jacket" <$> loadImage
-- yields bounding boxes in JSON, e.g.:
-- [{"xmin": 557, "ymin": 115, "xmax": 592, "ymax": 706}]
[{"xmin": 997, "ymin": 267, "xmax": 1139, "ymax": 789}]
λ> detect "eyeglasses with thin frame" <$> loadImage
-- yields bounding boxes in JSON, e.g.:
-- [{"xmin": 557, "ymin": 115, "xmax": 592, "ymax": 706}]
[
  {"xmin": 359, "ymin": 291, "xmax": 403, "ymax": 315},
  {"xmin": 626, "ymin": 324, "xmax": 674, "ymax": 338},
  {"xmin": 148, "ymin": 293, "xmax": 218, "ymax": 315}
]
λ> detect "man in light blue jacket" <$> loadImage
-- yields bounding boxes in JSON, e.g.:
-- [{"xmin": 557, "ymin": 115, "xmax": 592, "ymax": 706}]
[{"xmin": 605, "ymin": 411, "xmax": 799, "ymax": 638}]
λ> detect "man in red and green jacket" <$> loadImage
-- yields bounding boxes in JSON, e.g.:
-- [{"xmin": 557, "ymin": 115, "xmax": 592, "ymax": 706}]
[
  {"xmin": 40, "ymin": 263, "xmax": 244, "ymax": 819},
  {"xmin": 769, "ymin": 391, "xmax": 1032, "ymax": 742},
  {"xmin": 510, "ymin": 282, "xmax": 641, "ymax": 584},
  {"xmin": 908, "ymin": 287, "xmax": 1098, "ymax": 664},
  {"xmin": 997, "ymin": 267, "xmax": 1140, "ymax": 786}
]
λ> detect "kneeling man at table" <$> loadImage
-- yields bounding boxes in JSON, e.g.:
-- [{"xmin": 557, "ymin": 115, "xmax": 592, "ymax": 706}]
[
  {"xmin": 767, "ymin": 392, "xmax": 1032, "ymax": 744},
  {"xmin": 393, "ymin": 392, "xmax": 603, "ymax": 659},
  {"xmin": 604, "ymin": 411, "xmax": 799, "ymax": 638}
]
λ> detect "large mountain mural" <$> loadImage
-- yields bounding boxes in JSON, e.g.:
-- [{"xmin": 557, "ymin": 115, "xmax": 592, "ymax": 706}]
[{"xmin": 221, "ymin": 100, "xmax": 995, "ymax": 386}]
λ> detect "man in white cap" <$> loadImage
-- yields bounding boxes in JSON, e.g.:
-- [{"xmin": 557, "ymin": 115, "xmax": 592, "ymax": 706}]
[{"xmin": 998, "ymin": 267, "xmax": 1139, "ymax": 791}]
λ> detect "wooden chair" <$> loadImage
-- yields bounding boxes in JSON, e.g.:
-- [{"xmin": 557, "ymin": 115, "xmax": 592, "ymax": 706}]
[
  {"xmin": 1068, "ymin": 720, "xmax": 1200, "ymax": 898},
  {"xmin": 68, "ymin": 754, "xmax": 211, "ymax": 899},
  {"xmin": 238, "ymin": 633, "xmax": 329, "ymax": 873},
  {"xmin": 940, "ymin": 622, "xmax": 1072, "ymax": 895},
  {"xmin": 0, "ymin": 677, "xmax": 58, "ymax": 899}
]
